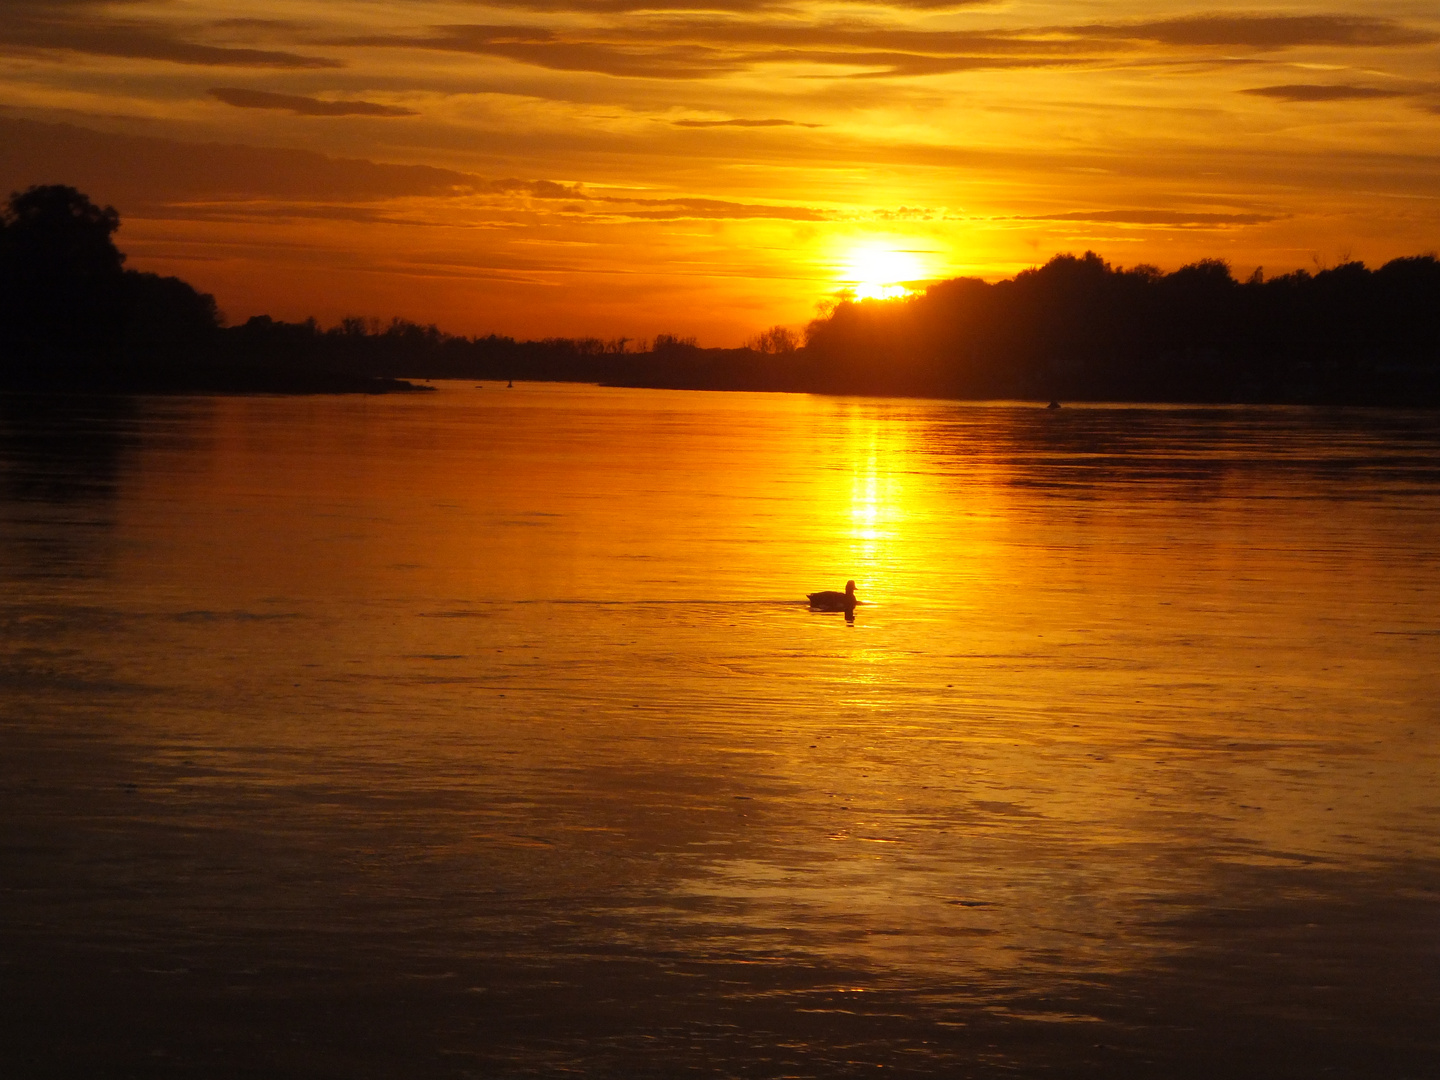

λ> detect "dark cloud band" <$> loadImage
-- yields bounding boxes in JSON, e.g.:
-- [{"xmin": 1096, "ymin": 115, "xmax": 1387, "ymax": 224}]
[
  {"xmin": 672, "ymin": 118, "xmax": 819, "ymax": 127},
  {"xmin": 1241, "ymin": 84, "xmax": 1411, "ymax": 102},
  {"xmin": 0, "ymin": 18, "xmax": 342, "ymax": 68},
  {"xmin": 209, "ymin": 87, "xmax": 418, "ymax": 116},
  {"xmin": 336, "ymin": 12, "xmax": 1435, "ymax": 81},
  {"xmin": 1053, "ymin": 15, "xmax": 1438, "ymax": 50},
  {"xmin": 1020, "ymin": 210, "xmax": 1280, "ymax": 227},
  {"xmin": 597, "ymin": 195, "xmax": 828, "ymax": 220},
  {"xmin": 9, "ymin": 5, "xmax": 1432, "ymax": 84}
]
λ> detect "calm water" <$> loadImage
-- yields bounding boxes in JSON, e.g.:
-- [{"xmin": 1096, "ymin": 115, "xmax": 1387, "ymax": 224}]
[{"xmin": 2, "ymin": 384, "xmax": 1437, "ymax": 1079}]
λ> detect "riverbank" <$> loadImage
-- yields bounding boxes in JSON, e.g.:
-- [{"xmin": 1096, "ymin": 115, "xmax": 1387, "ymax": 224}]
[{"xmin": 0, "ymin": 367, "xmax": 434, "ymax": 395}]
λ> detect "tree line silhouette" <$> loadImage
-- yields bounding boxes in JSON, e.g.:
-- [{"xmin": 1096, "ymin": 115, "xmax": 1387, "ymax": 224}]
[
  {"xmin": 798, "ymin": 251, "xmax": 1440, "ymax": 404},
  {"xmin": 3, "ymin": 185, "xmax": 1437, "ymax": 403}
]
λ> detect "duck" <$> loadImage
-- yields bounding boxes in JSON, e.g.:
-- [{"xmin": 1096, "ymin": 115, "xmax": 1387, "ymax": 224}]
[{"xmin": 808, "ymin": 580, "xmax": 858, "ymax": 611}]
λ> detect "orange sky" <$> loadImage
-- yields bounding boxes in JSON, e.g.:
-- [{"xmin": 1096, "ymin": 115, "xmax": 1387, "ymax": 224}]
[{"xmin": 3, "ymin": 0, "xmax": 1438, "ymax": 344}]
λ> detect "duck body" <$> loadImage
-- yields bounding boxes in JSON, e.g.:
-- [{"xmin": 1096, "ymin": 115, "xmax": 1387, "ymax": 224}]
[{"xmin": 807, "ymin": 580, "xmax": 858, "ymax": 611}]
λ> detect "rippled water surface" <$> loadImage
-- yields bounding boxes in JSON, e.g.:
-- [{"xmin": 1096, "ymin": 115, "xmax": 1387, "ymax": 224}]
[{"xmin": 2, "ymin": 384, "xmax": 1437, "ymax": 1078}]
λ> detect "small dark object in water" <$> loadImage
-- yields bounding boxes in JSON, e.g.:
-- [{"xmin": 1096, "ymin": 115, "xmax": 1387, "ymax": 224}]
[
  {"xmin": 808, "ymin": 580, "xmax": 858, "ymax": 611},
  {"xmin": 1047, "ymin": 400, "xmax": 1062, "ymax": 410}
]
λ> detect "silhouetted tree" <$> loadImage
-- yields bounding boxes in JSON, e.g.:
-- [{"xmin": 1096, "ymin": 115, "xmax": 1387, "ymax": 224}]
[
  {"xmin": 748, "ymin": 325, "xmax": 799, "ymax": 354},
  {"xmin": 652, "ymin": 333, "xmax": 699, "ymax": 355},
  {"xmin": 0, "ymin": 184, "xmax": 222, "ymax": 384},
  {"xmin": 0, "ymin": 184, "xmax": 126, "ymax": 370}
]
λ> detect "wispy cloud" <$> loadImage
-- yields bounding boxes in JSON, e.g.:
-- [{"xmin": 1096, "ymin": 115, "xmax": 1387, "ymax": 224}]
[
  {"xmin": 426, "ymin": 0, "xmax": 997, "ymax": 11},
  {"xmin": 341, "ymin": 23, "xmax": 1092, "ymax": 80},
  {"xmin": 12, "ymin": 4, "xmax": 1432, "ymax": 85},
  {"xmin": 0, "ymin": 116, "xmax": 600, "ymax": 212},
  {"xmin": 1058, "ymin": 15, "xmax": 1438, "ymax": 50},
  {"xmin": 483, "ymin": 178, "xmax": 587, "ymax": 198},
  {"xmin": 0, "ymin": 117, "xmax": 476, "ymax": 203},
  {"xmin": 1021, "ymin": 210, "xmax": 1281, "ymax": 227},
  {"xmin": 672, "ymin": 118, "xmax": 819, "ymax": 127},
  {"xmin": 596, "ymin": 195, "xmax": 829, "ymax": 220},
  {"xmin": 0, "ymin": 15, "xmax": 342, "ymax": 68},
  {"xmin": 336, "ymin": 13, "xmax": 1436, "ymax": 81},
  {"xmin": 1241, "ymin": 84, "xmax": 1411, "ymax": 102},
  {"xmin": 209, "ymin": 88, "xmax": 418, "ymax": 116},
  {"xmin": 345, "ymin": 26, "xmax": 740, "ymax": 79}
]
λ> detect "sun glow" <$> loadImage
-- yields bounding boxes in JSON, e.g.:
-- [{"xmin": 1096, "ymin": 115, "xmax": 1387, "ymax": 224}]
[{"xmin": 843, "ymin": 244, "xmax": 928, "ymax": 301}]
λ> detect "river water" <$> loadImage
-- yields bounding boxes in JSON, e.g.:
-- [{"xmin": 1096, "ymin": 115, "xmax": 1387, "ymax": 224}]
[{"xmin": 2, "ymin": 383, "xmax": 1437, "ymax": 1078}]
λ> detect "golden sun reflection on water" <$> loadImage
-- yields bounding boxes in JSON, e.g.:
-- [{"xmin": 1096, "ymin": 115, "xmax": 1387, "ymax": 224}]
[{"xmin": 821, "ymin": 399, "xmax": 1011, "ymax": 614}]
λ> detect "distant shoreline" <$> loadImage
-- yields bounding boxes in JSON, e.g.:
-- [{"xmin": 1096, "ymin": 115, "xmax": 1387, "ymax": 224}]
[
  {"xmin": 0, "ymin": 369, "xmax": 434, "ymax": 396},
  {"xmin": 8, "ymin": 371, "xmax": 1440, "ymax": 408}
]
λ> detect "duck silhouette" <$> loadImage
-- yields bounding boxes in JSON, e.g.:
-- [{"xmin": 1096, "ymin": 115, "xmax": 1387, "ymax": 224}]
[{"xmin": 808, "ymin": 580, "xmax": 858, "ymax": 611}]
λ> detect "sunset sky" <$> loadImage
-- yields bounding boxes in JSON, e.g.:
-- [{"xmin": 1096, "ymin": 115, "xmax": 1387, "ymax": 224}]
[{"xmin": 3, "ymin": 0, "xmax": 1438, "ymax": 343}]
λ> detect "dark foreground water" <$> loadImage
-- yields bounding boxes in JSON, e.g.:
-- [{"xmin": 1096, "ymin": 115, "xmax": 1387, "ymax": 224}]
[{"xmin": 2, "ymin": 384, "xmax": 1437, "ymax": 1079}]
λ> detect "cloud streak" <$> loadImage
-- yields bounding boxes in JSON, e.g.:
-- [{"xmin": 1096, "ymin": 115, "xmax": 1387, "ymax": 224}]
[
  {"xmin": 0, "ymin": 116, "xmax": 832, "ymax": 223},
  {"xmin": 442, "ymin": 0, "xmax": 998, "ymax": 10},
  {"xmin": 1021, "ymin": 210, "xmax": 1281, "ymax": 227},
  {"xmin": 0, "ymin": 117, "xmax": 478, "ymax": 204},
  {"xmin": 341, "ymin": 23, "xmax": 1091, "ymax": 80},
  {"xmin": 337, "ymin": 13, "xmax": 1437, "ymax": 81},
  {"xmin": 596, "ymin": 195, "xmax": 828, "ymax": 220},
  {"xmin": 209, "ymin": 88, "xmax": 418, "ymax": 116},
  {"xmin": 672, "ymin": 118, "xmax": 819, "ymax": 128},
  {"xmin": 10, "ymin": 5, "xmax": 1433, "ymax": 84},
  {"xmin": 1065, "ymin": 14, "xmax": 1438, "ymax": 50},
  {"xmin": 1241, "ymin": 84, "xmax": 1411, "ymax": 102},
  {"xmin": 0, "ymin": 14, "xmax": 342, "ymax": 68}
]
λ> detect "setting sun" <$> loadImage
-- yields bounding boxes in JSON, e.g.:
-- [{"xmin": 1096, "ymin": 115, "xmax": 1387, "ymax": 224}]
[{"xmin": 843, "ymin": 245, "xmax": 929, "ymax": 301}]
